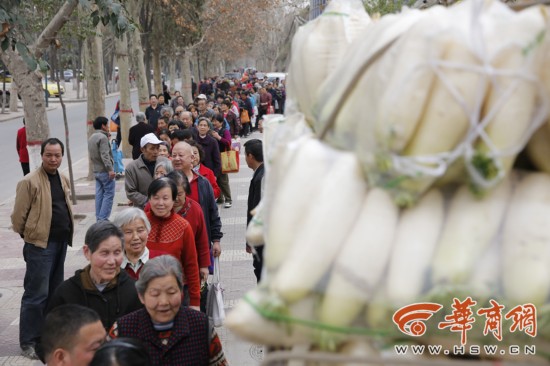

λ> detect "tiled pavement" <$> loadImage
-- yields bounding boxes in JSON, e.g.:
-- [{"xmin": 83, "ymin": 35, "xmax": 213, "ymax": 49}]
[{"xmin": 0, "ymin": 133, "xmax": 264, "ymax": 365}]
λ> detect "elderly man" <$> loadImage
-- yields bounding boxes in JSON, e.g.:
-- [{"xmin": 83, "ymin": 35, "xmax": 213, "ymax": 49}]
[
  {"xmin": 40, "ymin": 305, "xmax": 105, "ymax": 366},
  {"xmin": 125, "ymin": 133, "xmax": 166, "ymax": 208},
  {"xmin": 128, "ymin": 112, "xmax": 155, "ymax": 160},
  {"xmin": 11, "ymin": 138, "xmax": 74, "ymax": 359},
  {"xmin": 196, "ymin": 94, "xmax": 215, "ymax": 120},
  {"xmin": 171, "ymin": 141, "xmax": 222, "ymax": 262},
  {"xmin": 180, "ymin": 111, "xmax": 195, "ymax": 130},
  {"xmin": 88, "ymin": 116, "xmax": 115, "ymax": 221}
]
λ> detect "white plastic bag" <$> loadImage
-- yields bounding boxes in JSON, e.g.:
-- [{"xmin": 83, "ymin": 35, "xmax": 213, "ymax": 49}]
[{"xmin": 206, "ymin": 257, "xmax": 225, "ymax": 327}]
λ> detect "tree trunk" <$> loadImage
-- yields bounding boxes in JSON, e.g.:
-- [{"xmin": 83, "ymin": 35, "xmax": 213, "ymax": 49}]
[
  {"xmin": 152, "ymin": 50, "xmax": 162, "ymax": 95},
  {"xmin": 9, "ymin": 81, "xmax": 18, "ymax": 112},
  {"xmin": 191, "ymin": 50, "xmax": 199, "ymax": 87},
  {"xmin": 115, "ymin": 34, "xmax": 133, "ymax": 159},
  {"xmin": 127, "ymin": 0, "xmax": 148, "ymax": 112},
  {"xmin": 1, "ymin": 49, "xmax": 49, "ymax": 170},
  {"xmin": 85, "ymin": 26, "xmax": 106, "ymax": 180},
  {"xmin": 169, "ymin": 56, "xmax": 177, "ymax": 93},
  {"xmin": 182, "ymin": 50, "xmax": 193, "ymax": 105},
  {"xmin": 196, "ymin": 52, "xmax": 201, "ymax": 82},
  {"xmin": 52, "ymin": 45, "xmax": 77, "ymax": 205}
]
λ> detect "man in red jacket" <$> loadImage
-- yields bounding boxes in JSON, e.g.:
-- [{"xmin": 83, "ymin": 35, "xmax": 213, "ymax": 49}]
[{"xmin": 16, "ymin": 119, "xmax": 30, "ymax": 175}]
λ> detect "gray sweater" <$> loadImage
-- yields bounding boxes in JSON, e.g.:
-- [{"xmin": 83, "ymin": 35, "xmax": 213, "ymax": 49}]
[{"xmin": 88, "ymin": 130, "xmax": 113, "ymax": 173}]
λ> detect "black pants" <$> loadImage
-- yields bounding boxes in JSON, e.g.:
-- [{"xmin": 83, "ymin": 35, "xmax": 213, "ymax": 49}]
[
  {"xmin": 257, "ymin": 108, "xmax": 267, "ymax": 128},
  {"xmin": 253, "ymin": 245, "xmax": 264, "ymax": 283},
  {"xmin": 21, "ymin": 162, "xmax": 30, "ymax": 176}
]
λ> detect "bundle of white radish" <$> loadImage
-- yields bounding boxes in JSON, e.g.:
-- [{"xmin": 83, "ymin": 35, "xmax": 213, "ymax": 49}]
[
  {"xmin": 468, "ymin": 4, "xmax": 549, "ymax": 194},
  {"xmin": 315, "ymin": 0, "xmax": 550, "ymax": 206},
  {"xmin": 286, "ymin": 0, "xmax": 371, "ymax": 129},
  {"xmin": 227, "ymin": 0, "xmax": 550, "ymax": 359}
]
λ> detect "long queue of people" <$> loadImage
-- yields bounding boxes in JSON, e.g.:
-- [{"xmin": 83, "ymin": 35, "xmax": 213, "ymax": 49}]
[{"xmin": 11, "ymin": 73, "xmax": 275, "ymax": 365}]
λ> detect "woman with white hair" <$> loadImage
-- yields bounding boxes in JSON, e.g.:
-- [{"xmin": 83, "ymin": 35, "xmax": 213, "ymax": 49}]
[
  {"xmin": 154, "ymin": 158, "xmax": 173, "ymax": 179},
  {"xmin": 113, "ymin": 208, "xmax": 165, "ymax": 280},
  {"xmin": 109, "ymin": 255, "xmax": 228, "ymax": 365}
]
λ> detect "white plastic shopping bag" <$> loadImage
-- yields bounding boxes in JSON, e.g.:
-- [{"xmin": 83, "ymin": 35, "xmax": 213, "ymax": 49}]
[{"xmin": 206, "ymin": 257, "xmax": 225, "ymax": 327}]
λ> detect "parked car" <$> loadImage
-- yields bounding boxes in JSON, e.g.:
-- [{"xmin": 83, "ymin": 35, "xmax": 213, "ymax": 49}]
[
  {"xmin": 0, "ymin": 69, "xmax": 13, "ymax": 83},
  {"xmin": 255, "ymin": 72, "xmax": 266, "ymax": 81},
  {"xmin": 43, "ymin": 82, "xmax": 65, "ymax": 97},
  {"xmin": 224, "ymin": 72, "xmax": 242, "ymax": 80},
  {"xmin": 63, "ymin": 70, "xmax": 73, "ymax": 82},
  {"xmin": 266, "ymin": 72, "xmax": 286, "ymax": 84}
]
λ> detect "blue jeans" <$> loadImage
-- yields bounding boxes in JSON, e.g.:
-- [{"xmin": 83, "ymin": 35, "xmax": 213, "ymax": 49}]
[
  {"xmin": 20, "ymin": 240, "xmax": 68, "ymax": 347},
  {"xmin": 95, "ymin": 171, "xmax": 115, "ymax": 221}
]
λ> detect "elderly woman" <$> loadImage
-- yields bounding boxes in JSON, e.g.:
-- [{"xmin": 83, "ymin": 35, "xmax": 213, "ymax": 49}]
[
  {"xmin": 145, "ymin": 178, "xmax": 201, "ymax": 310},
  {"xmin": 109, "ymin": 256, "xmax": 228, "ymax": 365},
  {"xmin": 113, "ymin": 208, "xmax": 164, "ymax": 280},
  {"xmin": 187, "ymin": 139, "xmax": 221, "ymax": 200},
  {"xmin": 196, "ymin": 117, "xmax": 222, "ymax": 177},
  {"xmin": 154, "ymin": 157, "xmax": 173, "ymax": 179},
  {"xmin": 166, "ymin": 171, "xmax": 210, "ymax": 280},
  {"xmin": 47, "ymin": 221, "xmax": 142, "ymax": 330}
]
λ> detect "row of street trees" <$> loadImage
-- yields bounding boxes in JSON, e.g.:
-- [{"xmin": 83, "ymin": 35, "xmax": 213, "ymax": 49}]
[{"xmin": 0, "ymin": 0, "xmax": 301, "ymax": 169}]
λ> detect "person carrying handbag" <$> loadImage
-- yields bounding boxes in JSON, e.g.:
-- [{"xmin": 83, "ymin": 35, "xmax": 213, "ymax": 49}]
[
  {"xmin": 211, "ymin": 114, "xmax": 234, "ymax": 208},
  {"xmin": 239, "ymin": 91, "xmax": 253, "ymax": 137}
]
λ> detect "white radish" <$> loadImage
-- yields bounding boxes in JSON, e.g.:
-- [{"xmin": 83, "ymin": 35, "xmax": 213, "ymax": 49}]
[
  {"xmin": 246, "ymin": 201, "xmax": 265, "ymax": 247},
  {"xmin": 315, "ymin": 8, "xmax": 424, "ymax": 150},
  {"xmin": 502, "ymin": 173, "xmax": 550, "ymax": 307},
  {"xmin": 225, "ymin": 288, "xmax": 316, "ymax": 347},
  {"xmin": 271, "ymin": 152, "xmax": 368, "ymax": 303},
  {"xmin": 319, "ymin": 188, "xmax": 398, "ymax": 327},
  {"xmin": 264, "ymin": 138, "xmax": 338, "ymax": 272},
  {"xmin": 385, "ymin": 189, "xmax": 444, "ymax": 308},
  {"xmin": 336, "ymin": 340, "xmax": 381, "ymax": 366},
  {"xmin": 431, "ymin": 178, "xmax": 511, "ymax": 285},
  {"xmin": 375, "ymin": 6, "xmax": 449, "ymax": 153},
  {"xmin": 468, "ymin": 235, "xmax": 501, "ymax": 299},
  {"xmin": 288, "ymin": 0, "xmax": 371, "ymax": 127},
  {"xmin": 526, "ymin": 124, "xmax": 550, "ymax": 174},
  {"xmin": 473, "ymin": 6, "xmax": 547, "ymax": 187}
]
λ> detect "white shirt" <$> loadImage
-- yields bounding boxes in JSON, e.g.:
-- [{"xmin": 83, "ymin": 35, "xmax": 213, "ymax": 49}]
[{"xmin": 122, "ymin": 247, "xmax": 151, "ymax": 274}]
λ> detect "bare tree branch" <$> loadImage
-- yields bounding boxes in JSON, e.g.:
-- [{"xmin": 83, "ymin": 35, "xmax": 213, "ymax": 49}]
[{"xmin": 32, "ymin": 0, "xmax": 79, "ymax": 59}]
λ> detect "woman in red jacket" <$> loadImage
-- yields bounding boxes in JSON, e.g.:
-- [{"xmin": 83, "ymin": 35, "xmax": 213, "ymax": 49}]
[{"xmin": 145, "ymin": 178, "xmax": 201, "ymax": 310}]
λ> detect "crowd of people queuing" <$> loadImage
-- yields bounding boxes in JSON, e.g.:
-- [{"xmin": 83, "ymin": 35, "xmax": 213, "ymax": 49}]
[{"xmin": 10, "ymin": 72, "xmax": 276, "ymax": 365}]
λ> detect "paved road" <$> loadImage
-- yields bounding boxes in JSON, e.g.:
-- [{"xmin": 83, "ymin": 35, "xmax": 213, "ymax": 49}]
[{"xmin": 0, "ymin": 91, "xmax": 136, "ymax": 204}]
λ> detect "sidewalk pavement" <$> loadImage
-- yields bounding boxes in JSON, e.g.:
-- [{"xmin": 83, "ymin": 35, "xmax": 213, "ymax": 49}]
[{"xmin": 0, "ymin": 133, "xmax": 263, "ymax": 365}]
